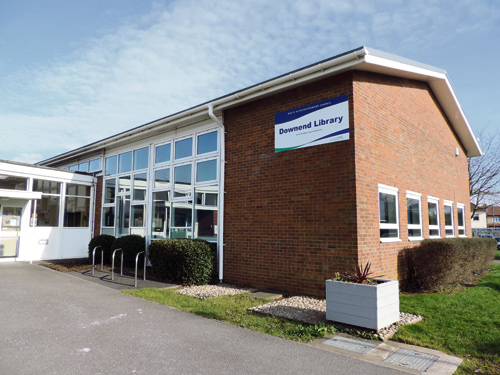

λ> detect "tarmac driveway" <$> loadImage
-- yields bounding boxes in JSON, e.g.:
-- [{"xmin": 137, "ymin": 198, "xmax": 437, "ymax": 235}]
[{"xmin": 0, "ymin": 262, "xmax": 411, "ymax": 375}]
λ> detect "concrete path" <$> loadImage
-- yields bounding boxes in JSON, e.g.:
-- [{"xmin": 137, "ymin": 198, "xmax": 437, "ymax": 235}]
[{"xmin": 0, "ymin": 262, "xmax": 447, "ymax": 375}]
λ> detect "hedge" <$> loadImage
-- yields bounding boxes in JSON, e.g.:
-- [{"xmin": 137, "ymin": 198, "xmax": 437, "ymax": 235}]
[
  {"xmin": 88, "ymin": 234, "xmax": 116, "ymax": 265},
  {"xmin": 148, "ymin": 239, "xmax": 215, "ymax": 285},
  {"xmin": 110, "ymin": 235, "xmax": 146, "ymax": 268},
  {"xmin": 399, "ymin": 238, "xmax": 496, "ymax": 292}
]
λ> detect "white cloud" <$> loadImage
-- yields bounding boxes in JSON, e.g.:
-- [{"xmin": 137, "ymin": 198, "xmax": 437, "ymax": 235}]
[{"xmin": 0, "ymin": 0, "xmax": 498, "ymax": 162}]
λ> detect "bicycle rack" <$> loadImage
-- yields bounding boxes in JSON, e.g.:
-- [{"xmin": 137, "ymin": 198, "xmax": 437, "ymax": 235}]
[
  {"xmin": 135, "ymin": 251, "xmax": 147, "ymax": 288},
  {"xmin": 111, "ymin": 248, "xmax": 123, "ymax": 281},
  {"xmin": 92, "ymin": 246, "xmax": 103, "ymax": 276}
]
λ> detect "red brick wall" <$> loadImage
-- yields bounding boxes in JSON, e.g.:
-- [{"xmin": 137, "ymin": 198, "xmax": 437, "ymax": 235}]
[
  {"xmin": 223, "ymin": 73, "xmax": 358, "ymax": 297},
  {"xmin": 352, "ymin": 71, "xmax": 471, "ymax": 280}
]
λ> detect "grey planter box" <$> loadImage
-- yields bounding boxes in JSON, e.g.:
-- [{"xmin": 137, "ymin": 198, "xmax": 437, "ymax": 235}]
[{"xmin": 325, "ymin": 279, "xmax": 399, "ymax": 330}]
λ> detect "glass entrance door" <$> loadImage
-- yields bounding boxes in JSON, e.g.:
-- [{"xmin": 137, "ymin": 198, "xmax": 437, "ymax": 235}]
[{"xmin": 0, "ymin": 206, "xmax": 22, "ymax": 257}]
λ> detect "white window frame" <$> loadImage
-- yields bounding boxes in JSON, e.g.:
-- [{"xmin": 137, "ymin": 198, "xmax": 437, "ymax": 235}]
[
  {"xmin": 378, "ymin": 184, "xmax": 401, "ymax": 243},
  {"xmin": 427, "ymin": 196, "xmax": 440, "ymax": 238},
  {"xmin": 406, "ymin": 191, "xmax": 423, "ymax": 241},
  {"xmin": 457, "ymin": 203, "xmax": 466, "ymax": 237},
  {"xmin": 444, "ymin": 200, "xmax": 455, "ymax": 237}
]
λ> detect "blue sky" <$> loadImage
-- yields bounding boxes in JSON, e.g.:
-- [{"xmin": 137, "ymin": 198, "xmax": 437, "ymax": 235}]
[{"xmin": 1, "ymin": 0, "xmax": 499, "ymax": 163}]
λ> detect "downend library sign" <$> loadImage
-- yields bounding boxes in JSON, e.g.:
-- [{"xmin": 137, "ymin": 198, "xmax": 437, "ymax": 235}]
[{"xmin": 274, "ymin": 95, "xmax": 349, "ymax": 152}]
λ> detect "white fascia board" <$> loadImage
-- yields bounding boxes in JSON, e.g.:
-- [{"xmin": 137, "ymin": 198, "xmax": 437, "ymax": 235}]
[
  {"xmin": 0, "ymin": 161, "xmax": 95, "ymax": 184},
  {"xmin": 363, "ymin": 54, "xmax": 482, "ymax": 158},
  {"xmin": 0, "ymin": 190, "xmax": 42, "ymax": 200}
]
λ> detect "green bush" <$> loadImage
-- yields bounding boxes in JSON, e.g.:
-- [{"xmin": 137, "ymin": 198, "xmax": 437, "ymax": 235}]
[
  {"xmin": 400, "ymin": 238, "xmax": 496, "ymax": 292},
  {"xmin": 111, "ymin": 235, "xmax": 146, "ymax": 268},
  {"xmin": 149, "ymin": 239, "xmax": 215, "ymax": 285},
  {"xmin": 88, "ymin": 234, "xmax": 116, "ymax": 265}
]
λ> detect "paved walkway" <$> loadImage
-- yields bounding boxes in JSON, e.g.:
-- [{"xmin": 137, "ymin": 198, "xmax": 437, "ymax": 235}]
[{"xmin": 0, "ymin": 262, "xmax": 459, "ymax": 375}]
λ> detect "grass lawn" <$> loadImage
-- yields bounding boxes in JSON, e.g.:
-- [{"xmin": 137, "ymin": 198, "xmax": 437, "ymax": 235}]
[
  {"xmin": 393, "ymin": 264, "xmax": 500, "ymax": 375},
  {"xmin": 495, "ymin": 250, "xmax": 500, "ymax": 260},
  {"xmin": 123, "ymin": 289, "xmax": 338, "ymax": 342}
]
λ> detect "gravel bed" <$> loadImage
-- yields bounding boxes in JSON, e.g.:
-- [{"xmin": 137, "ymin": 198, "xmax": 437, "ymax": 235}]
[
  {"xmin": 176, "ymin": 283, "xmax": 253, "ymax": 299},
  {"xmin": 249, "ymin": 295, "xmax": 423, "ymax": 340}
]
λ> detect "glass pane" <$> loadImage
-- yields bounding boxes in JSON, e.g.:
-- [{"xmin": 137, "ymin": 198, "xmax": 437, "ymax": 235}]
[
  {"xmin": 104, "ymin": 179, "xmax": 116, "ymax": 204},
  {"xmin": 379, "ymin": 192, "xmax": 397, "ymax": 224},
  {"xmin": 69, "ymin": 165, "xmax": 78, "ymax": 171},
  {"xmin": 64, "ymin": 197, "xmax": 90, "ymax": 227},
  {"xmin": 197, "ymin": 131, "xmax": 217, "ymax": 155},
  {"xmin": 131, "ymin": 205, "xmax": 145, "ymax": 227},
  {"xmin": 33, "ymin": 180, "xmax": 61, "ymax": 194},
  {"xmin": 446, "ymin": 229, "xmax": 454, "ymax": 235},
  {"xmin": 444, "ymin": 205, "xmax": 453, "ymax": 226},
  {"xmin": 428, "ymin": 202, "xmax": 438, "ymax": 225},
  {"xmin": 133, "ymin": 173, "xmax": 147, "ymax": 201},
  {"xmin": 66, "ymin": 184, "xmax": 91, "ymax": 197},
  {"xmin": 171, "ymin": 201, "xmax": 192, "ymax": 239},
  {"xmin": 175, "ymin": 138, "xmax": 192, "ymax": 160},
  {"xmin": 380, "ymin": 229, "xmax": 398, "ymax": 238},
  {"xmin": 102, "ymin": 206, "xmax": 115, "ymax": 227},
  {"xmin": 408, "ymin": 229, "xmax": 422, "ymax": 238},
  {"xmin": 407, "ymin": 198, "xmax": 420, "ymax": 225},
  {"xmin": 35, "ymin": 196, "xmax": 60, "ymax": 227},
  {"xmin": 155, "ymin": 143, "xmax": 171, "ymax": 164},
  {"xmin": 196, "ymin": 160, "xmax": 217, "ymax": 182},
  {"xmin": 118, "ymin": 151, "xmax": 132, "ymax": 174},
  {"xmin": 459, "ymin": 229, "xmax": 465, "ymax": 235},
  {"xmin": 119, "ymin": 175, "xmax": 131, "ymax": 193},
  {"xmin": 116, "ymin": 196, "xmax": 130, "ymax": 237},
  {"xmin": 101, "ymin": 227, "xmax": 114, "ymax": 236},
  {"xmin": 194, "ymin": 187, "xmax": 218, "ymax": 241},
  {"xmin": 457, "ymin": 207, "xmax": 464, "ymax": 227},
  {"xmin": 174, "ymin": 165, "xmax": 192, "ymax": 197},
  {"xmin": 105, "ymin": 155, "xmax": 117, "ymax": 176},
  {"xmin": 0, "ymin": 175, "xmax": 28, "ymax": 190},
  {"xmin": 151, "ymin": 191, "xmax": 170, "ymax": 239},
  {"xmin": 78, "ymin": 162, "xmax": 88, "ymax": 172},
  {"xmin": 429, "ymin": 229, "xmax": 440, "ymax": 236},
  {"xmin": 89, "ymin": 158, "xmax": 100, "ymax": 172},
  {"xmin": 134, "ymin": 147, "xmax": 149, "ymax": 171},
  {"xmin": 154, "ymin": 168, "xmax": 170, "ymax": 189}
]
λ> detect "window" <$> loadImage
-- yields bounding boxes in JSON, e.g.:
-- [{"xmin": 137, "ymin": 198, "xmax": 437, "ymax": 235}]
[
  {"xmin": 89, "ymin": 158, "xmax": 100, "ymax": 172},
  {"xmin": 406, "ymin": 191, "xmax": 422, "ymax": 240},
  {"xmin": 196, "ymin": 159, "xmax": 217, "ymax": 183},
  {"xmin": 64, "ymin": 184, "xmax": 91, "ymax": 227},
  {"xmin": 133, "ymin": 147, "xmax": 149, "ymax": 171},
  {"xmin": 378, "ymin": 184, "xmax": 399, "ymax": 241},
  {"xmin": 104, "ymin": 179, "xmax": 116, "ymax": 204},
  {"xmin": 194, "ymin": 186, "xmax": 218, "ymax": 241},
  {"xmin": 175, "ymin": 138, "xmax": 193, "ymax": 160},
  {"xmin": 197, "ymin": 131, "xmax": 217, "ymax": 155},
  {"xmin": 0, "ymin": 175, "xmax": 28, "ymax": 190},
  {"xmin": 151, "ymin": 191, "xmax": 170, "ymax": 239},
  {"xmin": 457, "ymin": 203, "xmax": 465, "ymax": 236},
  {"xmin": 174, "ymin": 164, "xmax": 192, "ymax": 198},
  {"xmin": 473, "ymin": 216, "xmax": 480, "ymax": 221},
  {"xmin": 105, "ymin": 155, "xmax": 117, "ymax": 176},
  {"xmin": 427, "ymin": 197, "xmax": 440, "ymax": 237},
  {"xmin": 154, "ymin": 168, "xmax": 170, "ymax": 189},
  {"xmin": 78, "ymin": 162, "xmax": 88, "ymax": 172},
  {"xmin": 444, "ymin": 200, "xmax": 454, "ymax": 237},
  {"xmin": 171, "ymin": 201, "xmax": 193, "ymax": 238},
  {"xmin": 133, "ymin": 173, "xmax": 147, "ymax": 201},
  {"xmin": 155, "ymin": 143, "xmax": 171, "ymax": 164},
  {"xmin": 32, "ymin": 180, "xmax": 61, "ymax": 227},
  {"xmin": 118, "ymin": 152, "xmax": 132, "ymax": 174}
]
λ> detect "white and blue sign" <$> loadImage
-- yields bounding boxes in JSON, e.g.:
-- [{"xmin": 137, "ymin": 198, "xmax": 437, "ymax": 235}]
[{"xmin": 274, "ymin": 95, "xmax": 349, "ymax": 152}]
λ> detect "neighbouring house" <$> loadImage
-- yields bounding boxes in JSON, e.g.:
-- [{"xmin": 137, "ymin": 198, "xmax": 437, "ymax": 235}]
[
  {"xmin": 2, "ymin": 47, "xmax": 481, "ymax": 297},
  {"xmin": 485, "ymin": 206, "xmax": 500, "ymax": 228},
  {"xmin": 471, "ymin": 204, "xmax": 487, "ymax": 229}
]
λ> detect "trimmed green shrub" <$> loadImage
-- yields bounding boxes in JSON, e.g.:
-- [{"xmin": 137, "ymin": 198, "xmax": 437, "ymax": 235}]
[
  {"xmin": 400, "ymin": 238, "xmax": 496, "ymax": 292},
  {"xmin": 149, "ymin": 239, "xmax": 215, "ymax": 285},
  {"xmin": 111, "ymin": 235, "xmax": 146, "ymax": 268},
  {"xmin": 88, "ymin": 234, "xmax": 116, "ymax": 265}
]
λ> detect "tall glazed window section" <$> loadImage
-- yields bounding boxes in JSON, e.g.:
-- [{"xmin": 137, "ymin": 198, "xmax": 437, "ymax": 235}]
[
  {"xmin": 102, "ymin": 146, "xmax": 149, "ymax": 237},
  {"xmin": 32, "ymin": 180, "xmax": 61, "ymax": 227},
  {"xmin": 151, "ymin": 129, "xmax": 219, "ymax": 242}
]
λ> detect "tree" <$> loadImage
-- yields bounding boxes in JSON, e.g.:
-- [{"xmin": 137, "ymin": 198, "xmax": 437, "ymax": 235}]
[{"xmin": 469, "ymin": 128, "xmax": 500, "ymax": 218}]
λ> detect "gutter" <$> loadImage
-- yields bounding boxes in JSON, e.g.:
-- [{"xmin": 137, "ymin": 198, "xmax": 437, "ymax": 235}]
[{"xmin": 207, "ymin": 103, "xmax": 225, "ymax": 282}]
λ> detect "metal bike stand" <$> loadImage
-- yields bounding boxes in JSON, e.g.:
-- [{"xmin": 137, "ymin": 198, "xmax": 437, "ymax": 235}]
[
  {"xmin": 111, "ymin": 248, "xmax": 123, "ymax": 281},
  {"xmin": 134, "ymin": 251, "xmax": 147, "ymax": 288},
  {"xmin": 92, "ymin": 246, "xmax": 103, "ymax": 276}
]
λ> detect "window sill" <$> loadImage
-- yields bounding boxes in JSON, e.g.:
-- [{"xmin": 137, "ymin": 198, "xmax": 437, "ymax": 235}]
[
  {"xmin": 380, "ymin": 238, "xmax": 402, "ymax": 243},
  {"xmin": 408, "ymin": 237, "xmax": 423, "ymax": 241},
  {"xmin": 429, "ymin": 235, "xmax": 441, "ymax": 239},
  {"xmin": 445, "ymin": 235, "xmax": 455, "ymax": 238}
]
